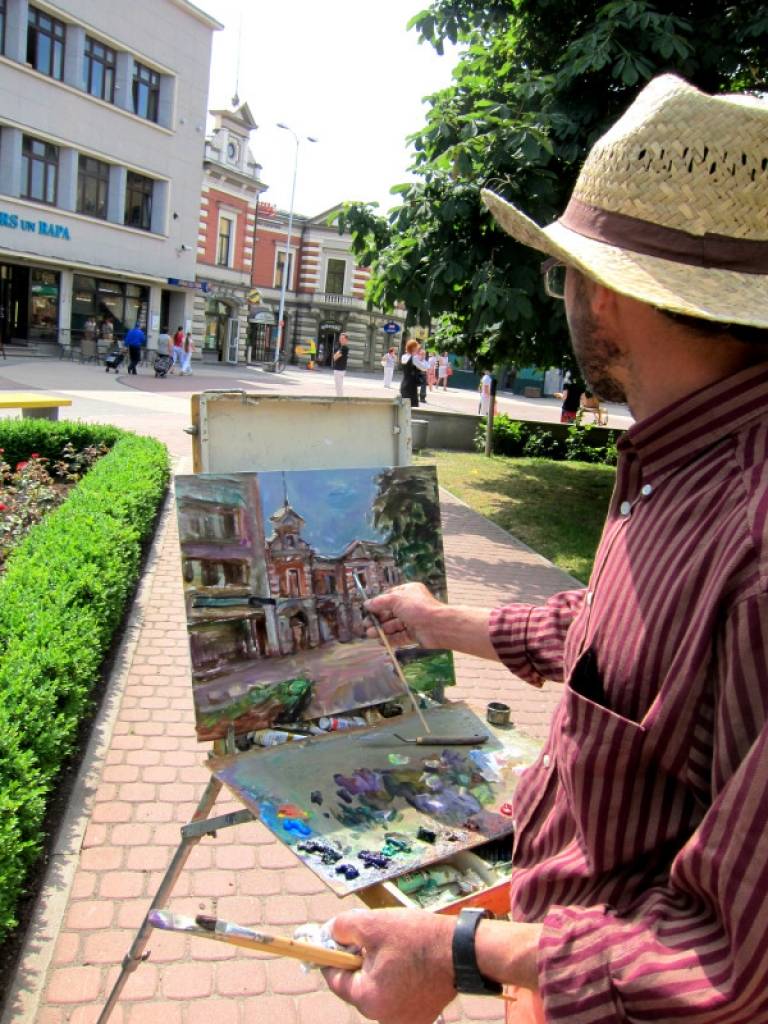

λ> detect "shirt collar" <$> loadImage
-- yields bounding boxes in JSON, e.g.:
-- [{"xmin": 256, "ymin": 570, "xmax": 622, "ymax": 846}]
[{"xmin": 618, "ymin": 362, "xmax": 768, "ymax": 484}]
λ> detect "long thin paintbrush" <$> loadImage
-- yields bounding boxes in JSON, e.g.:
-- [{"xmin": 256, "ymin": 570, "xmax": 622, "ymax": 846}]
[
  {"xmin": 352, "ymin": 573, "xmax": 431, "ymax": 734},
  {"xmin": 148, "ymin": 910, "xmax": 362, "ymax": 969}
]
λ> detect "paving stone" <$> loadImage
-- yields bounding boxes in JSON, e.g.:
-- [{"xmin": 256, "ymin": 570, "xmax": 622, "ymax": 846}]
[
  {"xmin": 215, "ymin": 958, "xmax": 267, "ymax": 997},
  {"xmin": 45, "ymin": 966, "xmax": 102, "ymax": 1004},
  {"xmin": 186, "ymin": 997, "xmax": 242, "ymax": 1024},
  {"xmin": 161, "ymin": 961, "xmax": 214, "ymax": 999}
]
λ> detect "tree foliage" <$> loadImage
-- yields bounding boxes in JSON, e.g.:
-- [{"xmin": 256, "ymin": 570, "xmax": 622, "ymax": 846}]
[
  {"xmin": 372, "ymin": 468, "xmax": 446, "ymax": 598},
  {"xmin": 337, "ymin": 1, "xmax": 768, "ymax": 367}
]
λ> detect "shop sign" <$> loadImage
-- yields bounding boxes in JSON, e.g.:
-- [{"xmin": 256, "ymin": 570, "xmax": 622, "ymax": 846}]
[
  {"xmin": 0, "ymin": 210, "xmax": 70, "ymax": 240},
  {"xmin": 168, "ymin": 277, "xmax": 210, "ymax": 292},
  {"xmin": 320, "ymin": 321, "xmax": 343, "ymax": 331},
  {"xmin": 250, "ymin": 309, "xmax": 275, "ymax": 324}
]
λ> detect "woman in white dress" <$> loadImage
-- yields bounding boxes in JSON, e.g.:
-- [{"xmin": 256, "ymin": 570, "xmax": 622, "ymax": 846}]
[{"xmin": 382, "ymin": 347, "xmax": 396, "ymax": 388}]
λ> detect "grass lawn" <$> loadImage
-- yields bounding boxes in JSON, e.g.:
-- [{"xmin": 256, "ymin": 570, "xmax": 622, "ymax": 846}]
[{"xmin": 416, "ymin": 451, "xmax": 616, "ymax": 583}]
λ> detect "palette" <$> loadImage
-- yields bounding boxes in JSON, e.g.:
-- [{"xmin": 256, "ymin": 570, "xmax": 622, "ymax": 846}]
[
  {"xmin": 175, "ymin": 465, "xmax": 455, "ymax": 741},
  {"xmin": 209, "ymin": 702, "xmax": 541, "ymax": 895}
]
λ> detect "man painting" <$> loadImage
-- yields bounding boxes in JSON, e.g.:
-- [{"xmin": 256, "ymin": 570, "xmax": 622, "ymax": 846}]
[{"xmin": 322, "ymin": 76, "xmax": 768, "ymax": 1024}]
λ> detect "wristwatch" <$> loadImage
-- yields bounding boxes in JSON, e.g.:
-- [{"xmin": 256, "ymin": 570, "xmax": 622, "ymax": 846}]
[{"xmin": 452, "ymin": 907, "xmax": 503, "ymax": 995}]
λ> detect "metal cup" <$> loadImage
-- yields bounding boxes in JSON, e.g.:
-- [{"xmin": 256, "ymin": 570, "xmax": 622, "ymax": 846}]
[{"xmin": 486, "ymin": 701, "xmax": 511, "ymax": 727}]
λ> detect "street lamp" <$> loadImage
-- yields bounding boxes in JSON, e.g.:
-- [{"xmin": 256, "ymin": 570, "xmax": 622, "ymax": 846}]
[{"xmin": 274, "ymin": 123, "xmax": 318, "ymax": 371}]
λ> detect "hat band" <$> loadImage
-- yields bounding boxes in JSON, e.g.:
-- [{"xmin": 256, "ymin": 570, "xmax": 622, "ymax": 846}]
[{"xmin": 559, "ymin": 198, "xmax": 768, "ymax": 274}]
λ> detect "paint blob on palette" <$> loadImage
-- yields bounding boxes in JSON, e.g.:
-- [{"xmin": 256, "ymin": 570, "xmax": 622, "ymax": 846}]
[
  {"xmin": 209, "ymin": 703, "xmax": 542, "ymax": 894},
  {"xmin": 175, "ymin": 466, "xmax": 454, "ymax": 742}
]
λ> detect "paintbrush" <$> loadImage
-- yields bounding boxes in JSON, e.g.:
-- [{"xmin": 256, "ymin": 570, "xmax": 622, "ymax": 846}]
[
  {"xmin": 147, "ymin": 910, "xmax": 362, "ymax": 969},
  {"xmin": 352, "ymin": 572, "xmax": 431, "ymax": 735}
]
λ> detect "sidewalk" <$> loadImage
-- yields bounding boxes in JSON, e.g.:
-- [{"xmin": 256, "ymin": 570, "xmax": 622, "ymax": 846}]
[{"xmin": 0, "ymin": 356, "xmax": 576, "ymax": 1024}]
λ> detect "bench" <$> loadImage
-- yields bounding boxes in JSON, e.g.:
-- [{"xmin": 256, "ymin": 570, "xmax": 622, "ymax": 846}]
[{"xmin": 0, "ymin": 391, "xmax": 73, "ymax": 420}]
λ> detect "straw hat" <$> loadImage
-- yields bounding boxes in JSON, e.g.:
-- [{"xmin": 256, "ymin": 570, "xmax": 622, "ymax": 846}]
[{"xmin": 481, "ymin": 75, "xmax": 768, "ymax": 326}]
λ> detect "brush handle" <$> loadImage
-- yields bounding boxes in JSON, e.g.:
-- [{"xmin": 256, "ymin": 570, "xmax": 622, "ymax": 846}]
[{"xmin": 201, "ymin": 927, "xmax": 362, "ymax": 969}]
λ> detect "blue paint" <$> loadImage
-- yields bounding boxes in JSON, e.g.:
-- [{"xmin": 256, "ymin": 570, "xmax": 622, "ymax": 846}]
[{"xmin": 283, "ymin": 818, "xmax": 312, "ymax": 837}]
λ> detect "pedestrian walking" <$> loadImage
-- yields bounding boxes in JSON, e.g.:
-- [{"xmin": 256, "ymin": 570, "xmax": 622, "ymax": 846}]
[
  {"xmin": 171, "ymin": 325, "xmax": 184, "ymax": 374},
  {"xmin": 381, "ymin": 346, "xmax": 396, "ymax": 388},
  {"xmin": 332, "ymin": 332, "xmax": 349, "ymax": 396},
  {"xmin": 123, "ymin": 322, "xmax": 145, "ymax": 375},
  {"xmin": 399, "ymin": 338, "xmax": 428, "ymax": 408},
  {"xmin": 181, "ymin": 332, "xmax": 193, "ymax": 375},
  {"xmin": 478, "ymin": 370, "xmax": 492, "ymax": 415},
  {"xmin": 417, "ymin": 345, "xmax": 428, "ymax": 403},
  {"xmin": 559, "ymin": 376, "xmax": 585, "ymax": 423},
  {"xmin": 437, "ymin": 351, "xmax": 451, "ymax": 390}
]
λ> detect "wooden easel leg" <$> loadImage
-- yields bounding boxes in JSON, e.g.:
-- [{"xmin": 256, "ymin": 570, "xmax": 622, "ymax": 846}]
[{"xmin": 96, "ymin": 776, "xmax": 254, "ymax": 1022}]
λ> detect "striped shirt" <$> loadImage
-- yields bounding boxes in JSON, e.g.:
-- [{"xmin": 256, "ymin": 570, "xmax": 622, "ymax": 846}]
[{"xmin": 490, "ymin": 362, "xmax": 768, "ymax": 1023}]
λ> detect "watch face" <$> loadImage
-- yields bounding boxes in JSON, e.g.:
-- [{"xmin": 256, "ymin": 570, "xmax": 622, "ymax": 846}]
[{"xmin": 227, "ymin": 140, "xmax": 240, "ymax": 162}]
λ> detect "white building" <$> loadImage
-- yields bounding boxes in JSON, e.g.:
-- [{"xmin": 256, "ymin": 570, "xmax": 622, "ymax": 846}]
[{"xmin": 0, "ymin": 0, "xmax": 221, "ymax": 354}]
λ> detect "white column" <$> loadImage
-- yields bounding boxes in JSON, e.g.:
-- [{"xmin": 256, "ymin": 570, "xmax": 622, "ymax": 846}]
[
  {"xmin": 63, "ymin": 24, "xmax": 86, "ymax": 90},
  {"xmin": 0, "ymin": 126, "xmax": 23, "ymax": 197},
  {"xmin": 107, "ymin": 164, "xmax": 127, "ymax": 224},
  {"xmin": 57, "ymin": 147, "xmax": 78, "ymax": 211},
  {"xmin": 4, "ymin": 0, "xmax": 29, "ymax": 64},
  {"xmin": 114, "ymin": 51, "xmax": 134, "ymax": 113},
  {"xmin": 58, "ymin": 268, "xmax": 73, "ymax": 345}
]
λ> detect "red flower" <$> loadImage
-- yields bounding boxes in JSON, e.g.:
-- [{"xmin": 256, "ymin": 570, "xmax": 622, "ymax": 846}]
[
  {"xmin": 16, "ymin": 461, "xmax": 28, "ymax": 471},
  {"xmin": 30, "ymin": 452, "xmax": 39, "ymax": 458},
  {"xmin": 0, "ymin": 503, "xmax": 6, "ymax": 511}
]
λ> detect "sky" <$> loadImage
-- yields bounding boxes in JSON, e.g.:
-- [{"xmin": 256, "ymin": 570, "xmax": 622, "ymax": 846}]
[
  {"xmin": 195, "ymin": 0, "xmax": 459, "ymax": 217},
  {"xmin": 259, "ymin": 469, "xmax": 384, "ymax": 555}
]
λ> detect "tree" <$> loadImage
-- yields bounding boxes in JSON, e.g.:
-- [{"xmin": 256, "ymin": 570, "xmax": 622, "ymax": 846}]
[{"xmin": 338, "ymin": 2, "xmax": 768, "ymax": 367}]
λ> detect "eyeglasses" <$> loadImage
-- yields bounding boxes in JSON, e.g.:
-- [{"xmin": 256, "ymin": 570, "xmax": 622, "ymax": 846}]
[{"xmin": 541, "ymin": 258, "xmax": 567, "ymax": 300}]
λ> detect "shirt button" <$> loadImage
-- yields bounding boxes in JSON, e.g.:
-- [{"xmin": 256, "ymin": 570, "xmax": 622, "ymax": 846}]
[
  {"xmin": 542, "ymin": 754, "xmax": 551, "ymax": 768},
  {"xmin": 619, "ymin": 500, "xmax": 632, "ymax": 516},
  {"xmin": 586, "ymin": 591, "xmax": 593, "ymax": 606},
  {"xmin": 641, "ymin": 484, "xmax": 653, "ymax": 497}
]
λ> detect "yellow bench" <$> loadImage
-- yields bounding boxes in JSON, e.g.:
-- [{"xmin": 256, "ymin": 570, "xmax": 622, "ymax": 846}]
[{"xmin": 0, "ymin": 391, "xmax": 73, "ymax": 420}]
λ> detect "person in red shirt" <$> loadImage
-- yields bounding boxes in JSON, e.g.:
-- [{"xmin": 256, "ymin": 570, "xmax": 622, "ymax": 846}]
[
  {"xmin": 171, "ymin": 326, "xmax": 184, "ymax": 374},
  {"xmin": 322, "ymin": 75, "xmax": 768, "ymax": 1024}
]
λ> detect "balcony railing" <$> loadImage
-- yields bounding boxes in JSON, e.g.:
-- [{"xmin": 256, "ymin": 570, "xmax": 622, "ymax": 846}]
[{"xmin": 321, "ymin": 293, "xmax": 353, "ymax": 305}]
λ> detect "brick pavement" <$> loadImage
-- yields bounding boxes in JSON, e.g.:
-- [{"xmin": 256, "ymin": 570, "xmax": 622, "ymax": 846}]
[{"xmin": 1, "ymin": 358, "xmax": 577, "ymax": 1024}]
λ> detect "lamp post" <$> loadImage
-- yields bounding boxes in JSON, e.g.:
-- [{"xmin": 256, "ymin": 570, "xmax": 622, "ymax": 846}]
[{"xmin": 274, "ymin": 123, "xmax": 317, "ymax": 371}]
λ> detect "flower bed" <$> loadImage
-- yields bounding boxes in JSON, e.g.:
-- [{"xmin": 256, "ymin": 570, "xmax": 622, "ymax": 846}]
[{"xmin": 0, "ymin": 420, "xmax": 170, "ymax": 940}]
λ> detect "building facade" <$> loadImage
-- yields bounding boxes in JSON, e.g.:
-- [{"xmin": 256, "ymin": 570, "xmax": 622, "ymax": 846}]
[
  {"xmin": 248, "ymin": 203, "xmax": 405, "ymax": 371},
  {"xmin": 0, "ymin": 0, "xmax": 220, "ymax": 354},
  {"xmin": 193, "ymin": 101, "xmax": 267, "ymax": 363}
]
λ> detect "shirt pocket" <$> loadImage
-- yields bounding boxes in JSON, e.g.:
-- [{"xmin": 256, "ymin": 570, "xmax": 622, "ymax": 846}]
[{"xmin": 558, "ymin": 648, "xmax": 691, "ymax": 876}]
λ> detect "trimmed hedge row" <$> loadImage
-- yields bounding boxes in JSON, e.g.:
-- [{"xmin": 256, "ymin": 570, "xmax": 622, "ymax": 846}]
[
  {"xmin": 476, "ymin": 412, "xmax": 620, "ymax": 465},
  {"xmin": 0, "ymin": 419, "xmax": 124, "ymax": 467},
  {"xmin": 0, "ymin": 424, "xmax": 170, "ymax": 939}
]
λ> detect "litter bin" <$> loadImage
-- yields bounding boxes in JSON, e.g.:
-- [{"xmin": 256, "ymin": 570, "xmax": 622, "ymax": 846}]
[{"xmin": 411, "ymin": 418, "xmax": 429, "ymax": 452}]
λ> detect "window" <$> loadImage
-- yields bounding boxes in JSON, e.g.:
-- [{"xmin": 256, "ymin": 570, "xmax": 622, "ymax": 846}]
[
  {"xmin": 0, "ymin": 1, "xmax": 6, "ymax": 56},
  {"xmin": 274, "ymin": 250, "xmax": 293, "ymax": 290},
  {"xmin": 124, "ymin": 172, "xmax": 154, "ymax": 231},
  {"xmin": 132, "ymin": 62, "xmax": 160, "ymax": 122},
  {"xmin": 21, "ymin": 136, "xmax": 58, "ymax": 204},
  {"xmin": 27, "ymin": 7, "xmax": 65, "ymax": 80},
  {"xmin": 217, "ymin": 215, "xmax": 233, "ymax": 266},
  {"xmin": 84, "ymin": 37, "xmax": 116, "ymax": 102},
  {"xmin": 284, "ymin": 569, "xmax": 301, "ymax": 598},
  {"xmin": 77, "ymin": 156, "xmax": 109, "ymax": 219},
  {"xmin": 325, "ymin": 258, "xmax": 346, "ymax": 295}
]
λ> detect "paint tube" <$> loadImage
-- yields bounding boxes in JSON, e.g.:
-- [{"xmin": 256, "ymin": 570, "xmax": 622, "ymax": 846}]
[
  {"xmin": 253, "ymin": 730, "xmax": 306, "ymax": 747},
  {"xmin": 317, "ymin": 716, "xmax": 367, "ymax": 731}
]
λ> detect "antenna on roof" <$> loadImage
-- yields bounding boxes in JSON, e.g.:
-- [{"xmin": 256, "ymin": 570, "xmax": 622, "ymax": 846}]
[{"xmin": 231, "ymin": 4, "xmax": 243, "ymax": 107}]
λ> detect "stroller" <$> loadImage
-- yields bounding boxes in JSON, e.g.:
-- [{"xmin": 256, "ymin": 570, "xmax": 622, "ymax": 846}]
[
  {"xmin": 104, "ymin": 346, "xmax": 124, "ymax": 373},
  {"xmin": 154, "ymin": 353, "xmax": 173, "ymax": 378}
]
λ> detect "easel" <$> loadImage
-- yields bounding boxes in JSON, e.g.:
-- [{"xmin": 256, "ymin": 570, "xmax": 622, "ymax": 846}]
[{"xmin": 97, "ymin": 394, "xmax": 417, "ymax": 1021}]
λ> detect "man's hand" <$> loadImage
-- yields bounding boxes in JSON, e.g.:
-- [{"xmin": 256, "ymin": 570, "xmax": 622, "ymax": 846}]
[
  {"xmin": 364, "ymin": 582, "xmax": 445, "ymax": 648},
  {"xmin": 322, "ymin": 909, "xmax": 456, "ymax": 1024},
  {"xmin": 365, "ymin": 583, "xmax": 500, "ymax": 662}
]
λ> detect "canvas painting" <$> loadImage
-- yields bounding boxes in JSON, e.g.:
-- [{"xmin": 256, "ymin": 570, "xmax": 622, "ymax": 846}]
[
  {"xmin": 175, "ymin": 466, "xmax": 454, "ymax": 741},
  {"xmin": 209, "ymin": 703, "xmax": 543, "ymax": 894}
]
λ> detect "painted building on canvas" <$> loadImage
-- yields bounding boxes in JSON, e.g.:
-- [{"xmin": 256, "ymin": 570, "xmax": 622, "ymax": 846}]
[{"xmin": 177, "ymin": 476, "xmax": 401, "ymax": 682}]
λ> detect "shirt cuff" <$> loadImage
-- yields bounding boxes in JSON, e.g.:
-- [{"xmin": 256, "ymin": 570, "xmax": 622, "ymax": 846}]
[
  {"xmin": 489, "ymin": 604, "xmax": 546, "ymax": 687},
  {"xmin": 538, "ymin": 906, "xmax": 616, "ymax": 1023}
]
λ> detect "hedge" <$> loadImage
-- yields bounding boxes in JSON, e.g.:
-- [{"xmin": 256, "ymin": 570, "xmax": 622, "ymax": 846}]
[
  {"xmin": 475, "ymin": 412, "xmax": 620, "ymax": 465},
  {"xmin": 0, "ymin": 424, "xmax": 170, "ymax": 939}
]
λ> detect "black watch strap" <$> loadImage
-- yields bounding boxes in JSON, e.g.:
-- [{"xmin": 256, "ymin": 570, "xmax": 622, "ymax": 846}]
[{"xmin": 452, "ymin": 907, "xmax": 503, "ymax": 995}]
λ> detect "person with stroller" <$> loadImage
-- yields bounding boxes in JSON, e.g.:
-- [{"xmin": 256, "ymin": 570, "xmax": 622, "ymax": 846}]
[{"xmin": 123, "ymin": 322, "xmax": 145, "ymax": 375}]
